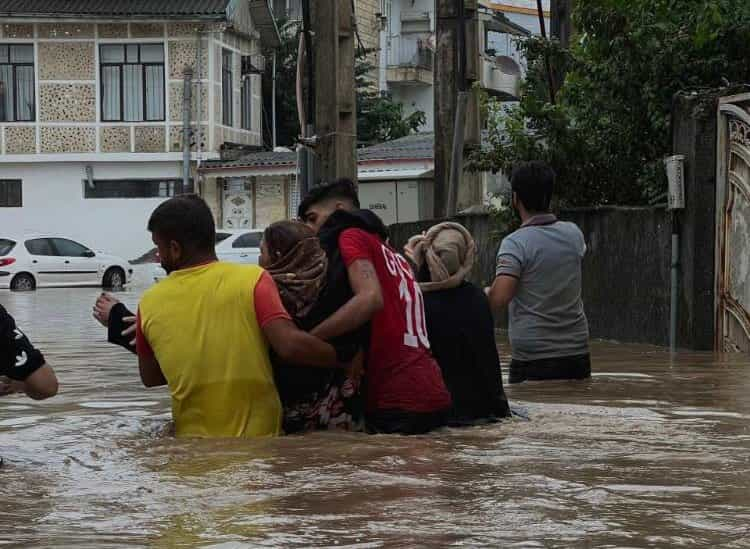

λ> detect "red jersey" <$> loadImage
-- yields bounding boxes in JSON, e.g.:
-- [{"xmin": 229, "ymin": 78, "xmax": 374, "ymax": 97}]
[{"xmin": 339, "ymin": 228, "xmax": 452, "ymax": 413}]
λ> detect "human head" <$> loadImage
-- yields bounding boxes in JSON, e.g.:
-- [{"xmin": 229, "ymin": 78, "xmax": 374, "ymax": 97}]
[
  {"xmin": 298, "ymin": 178, "xmax": 360, "ymax": 233},
  {"xmin": 510, "ymin": 161, "xmax": 555, "ymax": 215},
  {"xmin": 147, "ymin": 194, "xmax": 216, "ymax": 273},
  {"xmin": 260, "ymin": 220, "xmax": 315, "ymax": 268},
  {"xmin": 404, "ymin": 222, "xmax": 476, "ymax": 292}
]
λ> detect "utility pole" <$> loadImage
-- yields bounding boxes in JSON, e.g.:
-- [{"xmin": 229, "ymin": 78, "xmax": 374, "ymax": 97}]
[
  {"xmin": 551, "ymin": 0, "xmax": 574, "ymax": 48},
  {"xmin": 435, "ymin": 0, "xmax": 481, "ymax": 218},
  {"xmin": 310, "ymin": 0, "xmax": 357, "ymax": 187}
]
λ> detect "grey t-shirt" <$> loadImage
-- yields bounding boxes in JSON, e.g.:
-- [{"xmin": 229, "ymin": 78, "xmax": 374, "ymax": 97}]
[{"xmin": 496, "ymin": 217, "xmax": 589, "ymax": 361}]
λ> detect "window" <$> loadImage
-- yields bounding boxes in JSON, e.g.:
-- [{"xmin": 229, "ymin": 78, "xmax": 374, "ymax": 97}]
[
  {"xmin": 215, "ymin": 232, "xmax": 233, "ymax": 244},
  {"xmin": 0, "ymin": 180, "xmax": 22, "ymax": 207},
  {"xmin": 50, "ymin": 238, "xmax": 91, "ymax": 257},
  {"xmin": 0, "ymin": 239, "xmax": 15, "ymax": 256},
  {"xmin": 241, "ymin": 76, "xmax": 252, "ymax": 130},
  {"xmin": 100, "ymin": 44, "xmax": 165, "ymax": 122},
  {"xmin": 0, "ymin": 45, "xmax": 34, "ymax": 122},
  {"xmin": 25, "ymin": 238, "xmax": 55, "ymax": 256},
  {"xmin": 222, "ymin": 49, "xmax": 233, "ymax": 126},
  {"xmin": 232, "ymin": 232, "xmax": 262, "ymax": 248},
  {"xmin": 83, "ymin": 179, "xmax": 193, "ymax": 199}
]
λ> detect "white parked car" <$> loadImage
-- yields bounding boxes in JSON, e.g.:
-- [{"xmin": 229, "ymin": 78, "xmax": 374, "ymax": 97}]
[
  {"xmin": 0, "ymin": 235, "xmax": 133, "ymax": 291},
  {"xmin": 151, "ymin": 229, "xmax": 263, "ymax": 282}
]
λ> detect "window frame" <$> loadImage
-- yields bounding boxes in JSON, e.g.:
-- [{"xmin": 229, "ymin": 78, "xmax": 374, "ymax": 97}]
[
  {"xmin": 83, "ymin": 178, "xmax": 193, "ymax": 199},
  {"xmin": 222, "ymin": 48, "xmax": 234, "ymax": 127},
  {"xmin": 99, "ymin": 43, "xmax": 166, "ymax": 123},
  {"xmin": 0, "ymin": 179, "xmax": 22, "ymax": 207},
  {"xmin": 0, "ymin": 44, "xmax": 36, "ymax": 122}
]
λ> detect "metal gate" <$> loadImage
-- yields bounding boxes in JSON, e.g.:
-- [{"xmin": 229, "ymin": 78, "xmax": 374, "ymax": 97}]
[{"xmin": 716, "ymin": 94, "xmax": 750, "ymax": 352}]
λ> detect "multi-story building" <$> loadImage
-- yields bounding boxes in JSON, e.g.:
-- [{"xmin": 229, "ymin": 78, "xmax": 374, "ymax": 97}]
[
  {"xmin": 378, "ymin": 0, "xmax": 547, "ymax": 132},
  {"xmin": 0, "ymin": 0, "xmax": 278, "ymax": 259}
]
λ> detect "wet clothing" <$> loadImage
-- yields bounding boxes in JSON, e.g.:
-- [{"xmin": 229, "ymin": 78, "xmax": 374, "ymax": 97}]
[
  {"xmin": 136, "ymin": 262, "xmax": 287, "ymax": 438},
  {"xmin": 423, "ymin": 282, "xmax": 511, "ymax": 424},
  {"xmin": 510, "ymin": 354, "xmax": 592, "ymax": 384},
  {"xmin": 366, "ymin": 408, "xmax": 450, "ymax": 435},
  {"xmin": 0, "ymin": 304, "xmax": 45, "ymax": 381},
  {"xmin": 496, "ymin": 214, "xmax": 590, "ymax": 366},
  {"xmin": 325, "ymin": 210, "xmax": 451, "ymax": 424},
  {"xmin": 108, "ymin": 302, "xmax": 136, "ymax": 354}
]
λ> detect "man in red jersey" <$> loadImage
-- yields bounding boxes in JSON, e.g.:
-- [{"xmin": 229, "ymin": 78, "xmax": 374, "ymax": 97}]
[{"xmin": 299, "ymin": 179, "xmax": 451, "ymax": 434}]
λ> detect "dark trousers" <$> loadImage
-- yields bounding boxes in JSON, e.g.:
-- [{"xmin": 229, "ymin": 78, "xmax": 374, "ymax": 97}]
[
  {"xmin": 366, "ymin": 408, "xmax": 450, "ymax": 435},
  {"xmin": 509, "ymin": 353, "xmax": 592, "ymax": 384}
]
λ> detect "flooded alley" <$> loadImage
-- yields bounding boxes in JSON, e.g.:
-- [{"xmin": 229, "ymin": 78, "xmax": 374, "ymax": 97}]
[{"xmin": 1, "ymin": 285, "xmax": 750, "ymax": 547}]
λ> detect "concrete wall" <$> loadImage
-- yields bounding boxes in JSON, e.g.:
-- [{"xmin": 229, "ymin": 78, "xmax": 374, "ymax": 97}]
[
  {"xmin": 0, "ymin": 161, "xmax": 182, "ymax": 260},
  {"xmin": 389, "ymin": 207, "xmax": 676, "ymax": 347}
]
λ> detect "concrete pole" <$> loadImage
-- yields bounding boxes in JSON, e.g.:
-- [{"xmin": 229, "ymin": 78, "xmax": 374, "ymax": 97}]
[
  {"xmin": 182, "ymin": 65, "xmax": 193, "ymax": 190},
  {"xmin": 435, "ymin": 0, "xmax": 481, "ymax": 218},
  {"xmin": 312, "ymin": 0, "xmax": 358, "ymax": 186}
]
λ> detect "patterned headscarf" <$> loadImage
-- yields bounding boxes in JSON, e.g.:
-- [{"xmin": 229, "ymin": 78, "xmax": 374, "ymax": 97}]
[
  {"xmin": 404, "ymin": 222, "xmax": 476, "ymax": 293},
  {"xmin": 265, "ymin": 237, "xmax": 328, "ymax": 319}
]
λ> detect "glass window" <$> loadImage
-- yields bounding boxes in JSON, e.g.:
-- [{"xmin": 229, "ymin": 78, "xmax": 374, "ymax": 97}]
[
  {"xmin": 52, "ymin": 238, "xmax": 90, "ymax": 257},
  {"xmin": 232, "ymin": 232, "xmax": 262, "ymax": 248},
  {"xmin": 241, "ymin": 75, "xmax": 252, "ymax": 130},
  {"xmin": 83, "ymin": 179, "xmax": 193, "ymax": 199},
  {"xmin": 0, "ymin": 180, "xmax": 22, "ymax": 207},
  {"xmin": 215, "ymin": 232, "xmax": 232, "ymax": 244},
  {"xmin": 222, "ymin": 49, "xmax": 233, "ymax": 126},
  {"xmin": 25, "ymin": 238, "xmax": 55, "ymax": 256},
  {"xmin": 100, "ymin": 43, "xmax": 165, "ymax": 122},
  {"xmin": 0, "ymin": 239, "xmax": 15, "ymax": 256},
  {"xmin": 0, "ymin": 44, "xmax": 35, "ymax": 122}
]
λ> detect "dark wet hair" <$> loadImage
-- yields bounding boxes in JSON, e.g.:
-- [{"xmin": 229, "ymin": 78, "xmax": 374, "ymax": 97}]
[
  {"xmin": 147, "ymin": 194, "xmax": 215, "ymax": 254},
  {"xmin": 263, "ymin": 220, "xmax": 315, "ymax": 258},
  {"xmin": 510, "ymin": 161, "xmax": 556, "ymax": 212},
  {"xmin": 298, "ymin": 178, "xmax": 360, "ymax": 219}
]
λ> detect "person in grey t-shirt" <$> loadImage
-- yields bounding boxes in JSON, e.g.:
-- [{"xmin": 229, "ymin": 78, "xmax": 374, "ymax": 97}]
[{"xmin": 488, "ymin": 161, "xmax": 591, "ymax": 383}]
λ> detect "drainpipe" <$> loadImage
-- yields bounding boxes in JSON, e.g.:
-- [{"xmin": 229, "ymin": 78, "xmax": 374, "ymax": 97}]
[
  {"xmin": 665, "ymin": 154, "xmax": 686, "ymax": 353},
  {"xmin": 182, "ymin": 65, "xmax": 194, "ymax": 190}
]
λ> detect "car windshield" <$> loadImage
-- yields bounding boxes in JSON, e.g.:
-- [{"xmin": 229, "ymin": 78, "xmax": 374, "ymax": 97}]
[
  {"xmin": 215, "ymin": 232, "xmax": 233, "ymax": 244},
  {"xmin": 232, "ymin": 232, "xmax": 262, "ymax": 249},
  {"xmin": 0, "ymin": 239, "xmax": 15, "ymax": 256}
]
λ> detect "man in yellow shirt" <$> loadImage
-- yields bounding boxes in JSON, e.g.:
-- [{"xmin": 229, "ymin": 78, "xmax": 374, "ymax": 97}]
[{"xmin": 132, "ymin": 195, "xmax": 339, "ymax": 438}]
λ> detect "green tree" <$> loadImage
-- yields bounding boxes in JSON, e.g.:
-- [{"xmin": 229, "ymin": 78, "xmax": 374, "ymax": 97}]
[
  {"xmin": 472, "ymin": 0, "xmax": 750, "ymax": 207},
  {"xmin": 263, "ymin": 22, "xmax": 425, "ymax": 148}
]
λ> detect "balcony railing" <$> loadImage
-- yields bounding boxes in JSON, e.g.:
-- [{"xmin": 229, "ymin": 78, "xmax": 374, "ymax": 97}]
[{"xmin": 387, "ymin": 35, "xmax": 434, "ymax": 71}]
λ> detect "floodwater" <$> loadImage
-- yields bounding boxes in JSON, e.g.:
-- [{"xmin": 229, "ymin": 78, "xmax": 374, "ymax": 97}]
[{"xmin": 1, "ymin": 281, "xmax": 750, "ymax": 548}]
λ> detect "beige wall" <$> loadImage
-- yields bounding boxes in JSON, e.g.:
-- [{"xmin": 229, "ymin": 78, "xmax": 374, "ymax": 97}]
[
  {"xmin": 356, "ymin": 0, "xmax": 381, "ymax": 83},
  {"xmin": 0, "ymin": 21, "xmax": 263, "ymax": 156}
]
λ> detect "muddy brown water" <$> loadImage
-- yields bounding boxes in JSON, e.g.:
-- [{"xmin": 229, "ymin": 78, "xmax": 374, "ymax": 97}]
[{"xmin": 1, "ymin": 283, "xmax": 749, "ymax": 548}]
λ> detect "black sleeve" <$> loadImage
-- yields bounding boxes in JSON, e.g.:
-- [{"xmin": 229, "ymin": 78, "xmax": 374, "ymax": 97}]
[
  {"xmin": 108, "ymin": 303, "xmax": 137, "ymax": 355},
  {"xmin": 0, "ymin": 305, "xmax": 46, "ymax": 382}
]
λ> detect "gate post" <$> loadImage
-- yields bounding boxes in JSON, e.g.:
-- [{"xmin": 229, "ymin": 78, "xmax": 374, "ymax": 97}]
[{"xmin": 671, "ymin": 91, "xmax": 721, "ymax": 350}]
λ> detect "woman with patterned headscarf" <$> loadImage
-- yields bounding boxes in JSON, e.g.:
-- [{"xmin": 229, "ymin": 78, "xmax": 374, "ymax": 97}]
[
  {"xmin": 405, "ymin": 222, "xmax": 510, "ymax": 425},
  {"xmin": 261, "ymin": 220, "xmax": 365, "ymax": 434}
]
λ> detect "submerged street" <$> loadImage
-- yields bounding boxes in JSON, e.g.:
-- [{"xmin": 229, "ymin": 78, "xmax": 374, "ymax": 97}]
[{"xmin": 1, "ymin": 284, "xmax": 749, "ymax": 547}]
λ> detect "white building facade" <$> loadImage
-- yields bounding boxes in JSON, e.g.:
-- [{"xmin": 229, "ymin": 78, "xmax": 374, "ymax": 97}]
[{"xmin": 0, "ymin": 1, "xmax": 278, "ymax": 260}]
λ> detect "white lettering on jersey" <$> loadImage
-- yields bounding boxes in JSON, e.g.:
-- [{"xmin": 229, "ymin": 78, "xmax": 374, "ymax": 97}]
[{"xmin": 381, "ymin": 245, "xmax": 430, "ymax": 349}]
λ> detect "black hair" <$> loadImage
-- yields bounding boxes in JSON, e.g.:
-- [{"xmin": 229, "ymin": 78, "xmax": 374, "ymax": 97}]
[
  {"xmin": 297, "ymin": 178, "xmax": 360, "ymax": 219},
  {"xmin": 147, "ymin": 194, "xmax": 216, "ymax": 254},
  {"xmin": 510, "ymin": 161, "xmax": 556, "ymax": 212}
]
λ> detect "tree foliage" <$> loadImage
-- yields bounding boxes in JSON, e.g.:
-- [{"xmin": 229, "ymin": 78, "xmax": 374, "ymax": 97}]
[
  {"xmin": 263, "ymin": 21, "xmax": 425, "ymax": 148},
  {"xmin": 472, "ymin": 0, "xmax": 750, "ymax": 206}
]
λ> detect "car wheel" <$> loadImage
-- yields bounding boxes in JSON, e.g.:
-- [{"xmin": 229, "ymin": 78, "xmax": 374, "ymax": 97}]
[
  {"xmin": 10, "ymin": 273, "xmax": 36, "ymax": 292},
  {"xmin": 103, "ymin": 267, "xmax": 125, "ymax": 290}
]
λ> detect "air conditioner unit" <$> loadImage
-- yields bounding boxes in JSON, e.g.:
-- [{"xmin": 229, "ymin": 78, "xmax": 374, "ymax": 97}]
[{"xmin": 242, "ymin": 54, "xmax": 265, "ymax": 76}]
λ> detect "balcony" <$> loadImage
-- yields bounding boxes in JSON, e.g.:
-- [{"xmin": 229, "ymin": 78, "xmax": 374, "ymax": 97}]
[
  {"xmin": 386, "ymin": 35, "xmax": 434, "ymax": 86},
  {"xmin": 480, "ymin": 54, "xmax": 522, "ymax": 100}
]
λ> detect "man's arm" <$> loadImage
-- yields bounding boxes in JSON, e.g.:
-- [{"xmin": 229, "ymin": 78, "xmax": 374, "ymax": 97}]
[
  {"xmin": 310, "ymin": 259, "xmax": 384, "ymax": 341},
  {"xmin": 263, "ymin": 318, "xmax": 338, "ymax": 367},
  {"xmin": 137, "ymin": 355, "xmax": 168, "ymax": 387},
  {"xmin": 19, "ymin": 364, "xmax": 58, "ymax": 400},
  {"xmin": 488, "ymin": 275, "xmax": 519, "ymax": 312}
]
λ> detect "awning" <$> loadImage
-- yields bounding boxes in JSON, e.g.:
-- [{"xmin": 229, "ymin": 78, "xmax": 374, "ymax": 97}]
[{"xmin": 248, "ymin": 0, "xmax": 280, "ymax": 48}]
